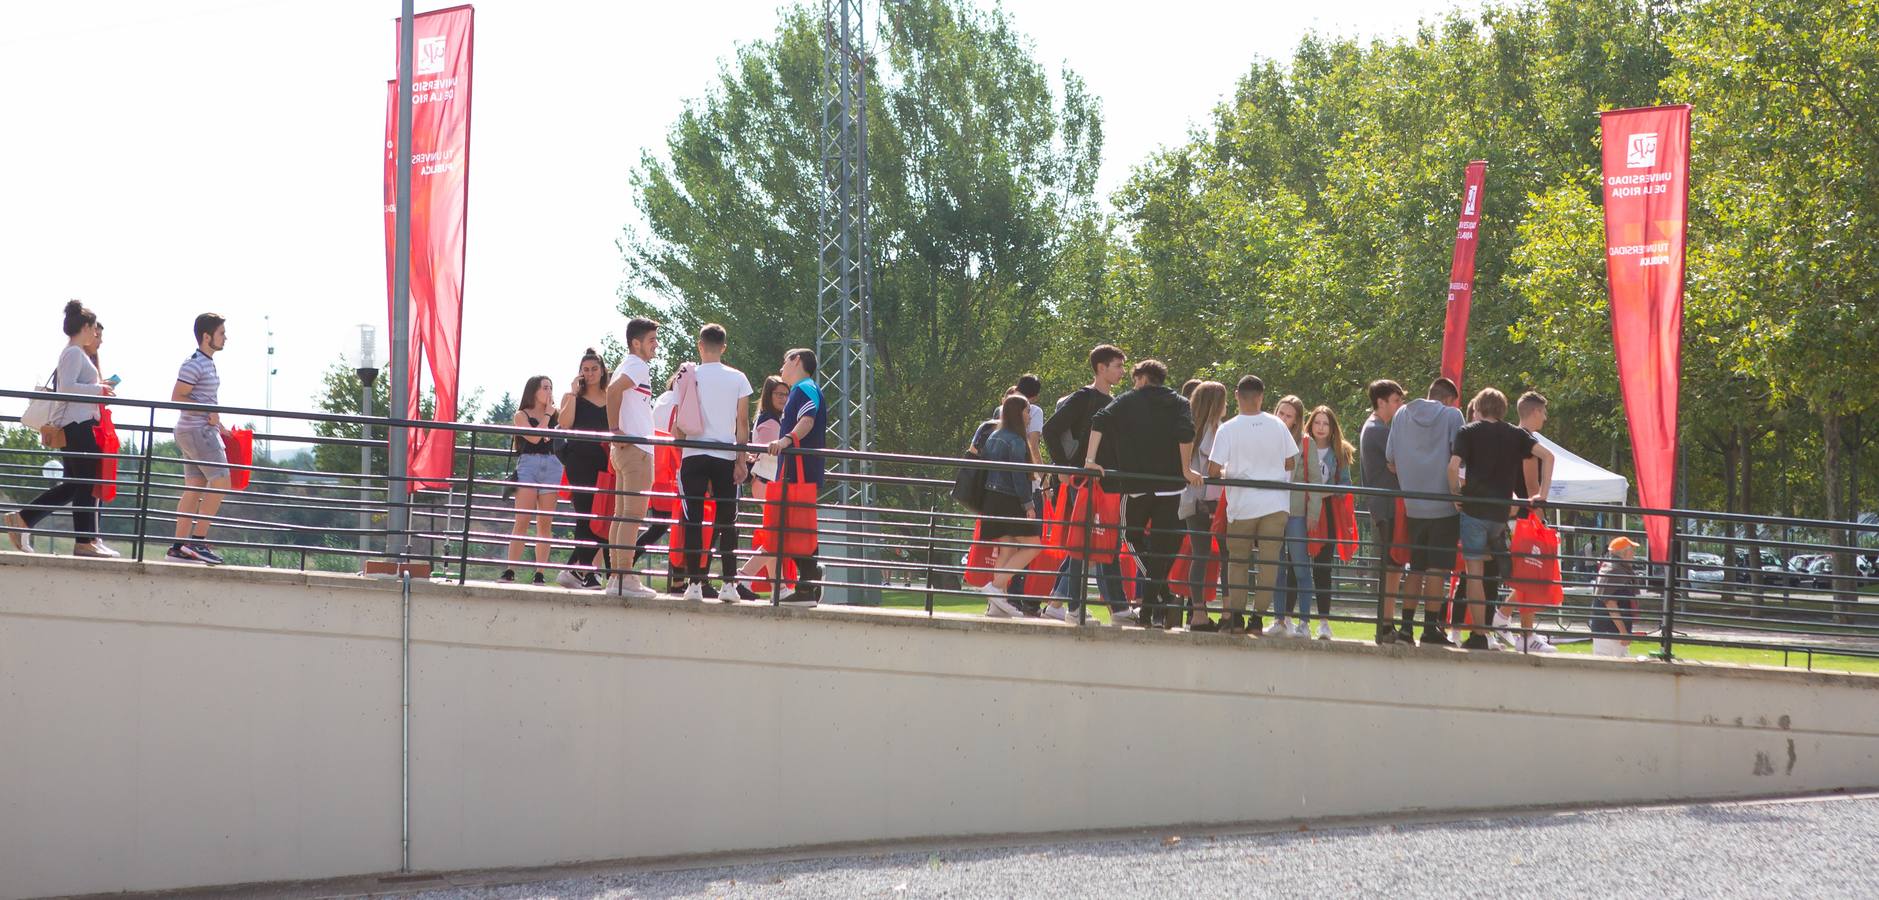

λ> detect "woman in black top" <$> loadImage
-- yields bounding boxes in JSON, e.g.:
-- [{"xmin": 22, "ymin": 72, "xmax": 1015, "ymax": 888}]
[{"xmin": 556, "ymin": 349, "xmax": 612, "ymax": 589}]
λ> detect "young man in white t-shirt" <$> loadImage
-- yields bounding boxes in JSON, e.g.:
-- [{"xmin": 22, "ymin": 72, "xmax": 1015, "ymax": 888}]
[
  {"xmin": 1207, "ymin": 375, "xmax": 1299, "ymax": 634},
  {"xmin": 605, "ymin": 317, "xmax": 661, "ymax": 599},
  {"xmin": 673, "ymin": 323, "xmax": 752, "ymax": 602}
]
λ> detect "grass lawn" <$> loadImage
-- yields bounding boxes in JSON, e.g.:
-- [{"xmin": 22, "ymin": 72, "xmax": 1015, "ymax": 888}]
[{"xmin": 880, "ymin": 588, "xmax": 1879, "ymax": 676}]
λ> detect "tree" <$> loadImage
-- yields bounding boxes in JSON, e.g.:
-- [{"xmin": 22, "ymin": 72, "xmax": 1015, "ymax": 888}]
[{"xmin": 619, "ymin": 0, "xmax": 1103, "ymax": 461}]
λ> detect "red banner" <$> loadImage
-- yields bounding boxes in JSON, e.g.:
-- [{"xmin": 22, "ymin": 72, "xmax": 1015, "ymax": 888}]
[
  {"xmin": 1438, "ymin": 160, "xmax": 1487, "ymax": 396},
  {"xmin": 385, "ymin": 5, "xmax": 474, "ymax": 491},
  {"xmin": 1600, "ymin": 105, "xmax": 1689, "ymax": 563}
]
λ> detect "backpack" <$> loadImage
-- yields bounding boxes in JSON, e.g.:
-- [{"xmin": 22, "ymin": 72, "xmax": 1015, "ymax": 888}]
[
  {"xmin": 671, "ymin": 362, "xmax": 705, "ymax": 437},
  {"xmin": 951, "ymin": 420, "xmax": 999, "ymax": 513}
]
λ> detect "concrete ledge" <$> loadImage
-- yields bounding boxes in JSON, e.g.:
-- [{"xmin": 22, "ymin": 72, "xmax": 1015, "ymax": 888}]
[{"xmin": 3, "ymin": 551, "xmax": 1877, "ymax": 898}]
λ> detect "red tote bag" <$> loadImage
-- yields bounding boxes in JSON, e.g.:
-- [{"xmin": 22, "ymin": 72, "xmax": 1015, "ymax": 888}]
[
  {"xmin": 760, "ymin": 456, "xmax": 819, "ymax": 558},
  {"xmin": 1060, "ymin": 478, "xmax": 1122, "ymax": 564},
  {"xmin": 963, "ymin": 521, "xmax": 996, "ymax": 588},
  {"xmin": 91, "ymin": 409, "xmax": 120, "ymax": 502},
  {"xmin": 588, "ymin": 468, "xmax": 616, "ymax": 539},
  {"xmin": 1509, "ymin": 511, "xmax": 1565, "ymax": 609},
  {"xmin": 223, "ymin": 428, "xmax": 254, "ymax": 490},
  {"xmin": 1389, "ymin": 498, "xmax": 1411, "ymax": 566}
]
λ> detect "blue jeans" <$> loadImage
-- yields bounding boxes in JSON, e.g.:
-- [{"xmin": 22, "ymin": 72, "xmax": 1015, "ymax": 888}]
[
  {"xmin": 1278, "ymin": 515, "xmax": 1315, "ymax": 619},
  {"xmin": 1055, "ymin": 556, "xmax": 1129, "ymax": 614}
]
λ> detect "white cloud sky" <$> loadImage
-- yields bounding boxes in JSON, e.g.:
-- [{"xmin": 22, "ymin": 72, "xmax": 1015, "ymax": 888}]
[{"xmin": 0, "ymin": 0, "xmax": 1473, "ymax": 446}]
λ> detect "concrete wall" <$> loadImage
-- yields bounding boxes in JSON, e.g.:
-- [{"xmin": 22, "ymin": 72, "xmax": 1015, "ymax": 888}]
[{"xmin": 2, "ymin": 552, "xmax": 1876, "ymax": 899}]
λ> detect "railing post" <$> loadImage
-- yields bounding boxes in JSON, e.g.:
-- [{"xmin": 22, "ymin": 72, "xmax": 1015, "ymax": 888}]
[
  {"xmin": 132, "ymin": 407, "xmax": 156, "ymax": 562},
  {"xmin": 922, "ymin": 505, "xmax": 937, "ymax": 617},
  {"xmin": 1076, "ymin": 476, "xmax": 1095, "ymax": 625},
  {"xmin": 772, "ymin": 450, "xmax": 787, "ymax": 606},
  {"xmin": 458, "ymin": 440, "xmax": 478, "ymax": 585},
  {"xmin": 1654, "ymin": 523, "xmax": 1679, "ymax": 661}
]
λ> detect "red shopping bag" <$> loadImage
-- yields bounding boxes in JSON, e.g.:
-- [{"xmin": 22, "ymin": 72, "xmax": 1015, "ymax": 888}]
[
  {"xmin": 589, "ymin": 468, "xmax": 616, "ymax": 539},
  {"xmin": 760, "ymin": 456, "xmax": 819, "ymax": 558},
  {"xmin": 749, "ymin": 522, "xmax": 801, "ymax": 594},
  {"xmin": 1308, "ymin": 494, "xmax": 1360, "ymax": 561},
  {"xmin": 1169, "ymin": 502, "xmax": 1228, "ymax": 601},
  {"xmin": 668, "ymin": 498, "xmax": 715, "ymax": 571},
  {"xmin": 1060, "ymin": 478, "xmax": 1122, "ymax": 564},
  {"xmin": 92, "ymin": 409, "xmax": 120, "ymax": 502},
  {"xmin": 963, "ymin": 520, "xmax": 996, "ymax": 588},
  {"xmin": 1389, "ymin": 498, "xmax": 1411, "ymax": 566},
  {"xmin": 1010, "ymin": 548, "xmax": 1068, "ymax": 598},
  {"xmin": 649, "ymin": 432, "xmax": 682, "ymax": 518},
  {"xmin": 223, "ymin": 428, "xmax": 253, "ymax": 490},
  {"xmin": 1509, "ymin": 511, "xmax": 1565, "ymax": 609}
]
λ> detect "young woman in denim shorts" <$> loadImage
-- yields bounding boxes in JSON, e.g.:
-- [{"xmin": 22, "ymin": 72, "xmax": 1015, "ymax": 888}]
[{"xmin": 505, "ymin": 375, "xmax": 563, "ymax": 584}]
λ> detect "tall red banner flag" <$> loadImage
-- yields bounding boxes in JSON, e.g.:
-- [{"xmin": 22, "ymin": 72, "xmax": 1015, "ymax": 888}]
[
  {"xmin": 1438, "ymin": 160, "xmax": 1487, "ymax": 395},
  {"xmin": 1600, "ymin": 105, "xmax": 1689, "ymax": 563},
  {"xmin": 385, "ymin": 5, "xmax": 473, "ymax": 491}
]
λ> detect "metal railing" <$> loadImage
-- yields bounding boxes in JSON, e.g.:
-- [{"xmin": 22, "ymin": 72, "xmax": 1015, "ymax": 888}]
[{"xmin": 5, "ymin": 387, "xmax": 1878, "ymax": 671}]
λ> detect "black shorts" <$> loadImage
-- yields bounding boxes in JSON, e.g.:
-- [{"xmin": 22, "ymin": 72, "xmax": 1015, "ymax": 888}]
[
  {"xmin": 1371, "ymin": 514, "xmax": 1397, "ymax": 567},
  {"xmin": 1406, "ymin": 515, "xmax": 1459, "ymax": 573}
]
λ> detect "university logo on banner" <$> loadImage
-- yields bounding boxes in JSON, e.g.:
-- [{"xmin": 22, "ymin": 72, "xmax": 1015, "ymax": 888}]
[
  {"xmin": 416, "ymin": 36, "xmax": 448, "ymax": 75},
  {"xmin": 1600, "ymin": 105, "xmax": 1690, "ymax": 564},
  {"xmin": 1626, "ymin": 132, "xmax": 1659, "ymax": 169}
]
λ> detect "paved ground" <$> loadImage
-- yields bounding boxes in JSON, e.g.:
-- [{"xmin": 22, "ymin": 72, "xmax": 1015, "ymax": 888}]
[{"xmin": 388, "ymin": 794, "xmax": 1879, "ymax": 899}]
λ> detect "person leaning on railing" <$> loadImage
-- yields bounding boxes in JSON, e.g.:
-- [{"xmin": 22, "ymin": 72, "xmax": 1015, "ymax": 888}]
[{"xmin": 7, "ymin": 301, "xmax": 120, "ymax": 559}]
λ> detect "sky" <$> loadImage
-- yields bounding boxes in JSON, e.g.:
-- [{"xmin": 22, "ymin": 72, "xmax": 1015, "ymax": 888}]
[{"xmin": 0, "ymin": 0, "xmax": 1476, "ymax": 445}]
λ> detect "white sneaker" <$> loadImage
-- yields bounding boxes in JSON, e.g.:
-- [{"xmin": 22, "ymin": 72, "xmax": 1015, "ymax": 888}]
[
  {"xmin": 717, "ymin": 584, "xmax": 742, "ymax": 604},
  {"xmin": 1263, "ymin": 618, "xmax": 1291, "ymax": 638},
  {"xmin": 3, "ymin": 512, "xmax": 32, "ymax": 553},
  {"xmin": 555, "ymin": 570, "xmax": 586, "ymax": 590},
  {"xmin": 1488, "ymin": 631, "xmax": 1508, "ymax": 651},
  {"xmin": 1316, "ymin": 621, "xmax": 1333, "ymax": 641},
  {"xmin": 681, "ymin": 582, "xmax": 705, "ymax": 602},
  {"xmin": 1110, "ymin": 607, "xmax": 1139, "ymax": 627},
  {"xmin": 611, "ymin": 574, "xmax": 659, "ymax": 599},
  {"xmin": 1290, "ymin": 620, "xmax": 1310, "ymax": 639},
  {"xmin": 74, "ymin": 541, "xmax": 120, "ymax": 559},
  {"xmin": 981, "ymin": 583, "xmax": 1022, "ymax": 618},
  {"xmin": 1042, "ymin": 604, "xmax": 1068, "ymax": 622},
  {"xmin": 1528, "ymin": 633, "xmax": 1559, "ymax": 654}
]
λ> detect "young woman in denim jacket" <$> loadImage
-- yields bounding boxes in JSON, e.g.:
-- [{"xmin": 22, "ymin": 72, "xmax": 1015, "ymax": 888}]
[{"xmin": 977, "ymin": 395, "xmax": 1045, "ymax": 617}]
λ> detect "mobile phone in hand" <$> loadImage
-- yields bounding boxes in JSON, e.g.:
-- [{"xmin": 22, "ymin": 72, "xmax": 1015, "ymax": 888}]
[{"xmin": 107, "ymin": 374, "xmax": 122, "ymax": 387}]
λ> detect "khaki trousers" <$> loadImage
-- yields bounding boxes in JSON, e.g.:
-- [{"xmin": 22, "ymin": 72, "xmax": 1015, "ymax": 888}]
[
  {"xmin": 608, "ymin": 444, "xmax": 654, "ymax": 568},
  {"xmin": 1221, "ymin": 510, "xmax": 1288, "ymax": 615}
]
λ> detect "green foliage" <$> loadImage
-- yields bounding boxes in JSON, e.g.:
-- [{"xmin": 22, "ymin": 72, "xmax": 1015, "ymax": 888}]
[{"xmin": 620, "ymin": 0, "xmax": 1103, "ymax": 458}]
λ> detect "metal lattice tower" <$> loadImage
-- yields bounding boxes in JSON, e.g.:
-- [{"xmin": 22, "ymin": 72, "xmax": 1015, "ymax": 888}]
[{"xmin": 817, "ymin": 0, "xmax": 874, "ymax": 508}]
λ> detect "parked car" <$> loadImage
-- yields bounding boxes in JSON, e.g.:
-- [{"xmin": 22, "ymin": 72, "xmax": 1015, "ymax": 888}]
[
  {"xmin": 1787, "ymin": 554, "xmax": 1823, "ymax": 583},
  {"xmin": 1731, "ymin": 549, "xmax": 1790, "ymax": 585},
  {"xmin": 1683, "ymin": 552, "xmax": 1725, "ymax": 588},
  {"xmin": 1859, "ymin": 554, "xmax": 1876, "ymax": 581},
  {"xmin": 1806, "ymin": 556, "xmax": 1838, "ymax": 588}
]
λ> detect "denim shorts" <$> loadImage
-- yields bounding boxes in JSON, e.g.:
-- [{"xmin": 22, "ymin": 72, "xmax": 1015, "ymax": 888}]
[
  {"xmin": 1459, "ymin": 513, "xmax": 1510, "ymax": 563},
  {"xmin": 515, "ymin": 453, "xmax": 564, "ymax": 487}
]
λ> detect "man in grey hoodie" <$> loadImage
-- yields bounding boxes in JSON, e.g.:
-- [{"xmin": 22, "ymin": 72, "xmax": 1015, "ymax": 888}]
[{"xmin": 1385, "ymin": 377, "xmax": 1464, "ymax": 645}]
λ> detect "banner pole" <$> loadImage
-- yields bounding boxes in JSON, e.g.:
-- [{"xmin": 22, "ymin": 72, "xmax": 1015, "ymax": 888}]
[{"xmin": 389, "ymin": 0, "xmax": 415, "ymax": 560}]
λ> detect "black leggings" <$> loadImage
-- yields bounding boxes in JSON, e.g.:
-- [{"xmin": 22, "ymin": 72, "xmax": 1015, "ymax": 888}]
[
  {"xmin": 1311, "ymin": 541, "xmax": 1336, "ymax": 619},
  {"xmin": 563, "ymin": 452, "xmax": 605, "ymax": 569},
  {"xmin": 1124, "ymin": 493, "xmax": 1183, "ymax": 626},
  {"xmin": 680, "ymin": 455, "xmax": 739, "ymax": 585},
  {"xmin": 23, "ymin": 421, "xmax": 102, "ymax": 542}
]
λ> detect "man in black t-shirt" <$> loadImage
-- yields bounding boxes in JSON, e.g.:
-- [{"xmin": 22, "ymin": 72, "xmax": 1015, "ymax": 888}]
[
  {"xmin": 1044, "ymin": 345, "xmax": 1134, "ymax": 623},
  {"xmin": 1447, "ymin": 388, "xmax": 1554, "ymax": 649}
]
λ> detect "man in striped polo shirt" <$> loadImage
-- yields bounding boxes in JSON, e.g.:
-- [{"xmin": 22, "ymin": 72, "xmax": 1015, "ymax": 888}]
[{"xmin": 168, "ymin": 313, "xmax": 231, "ymax": 565}]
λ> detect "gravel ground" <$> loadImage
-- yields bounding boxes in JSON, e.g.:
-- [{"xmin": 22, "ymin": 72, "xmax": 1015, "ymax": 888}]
[{"xmin": 396, "ymin": 795, "xmax": 1879, "ymax": 900}]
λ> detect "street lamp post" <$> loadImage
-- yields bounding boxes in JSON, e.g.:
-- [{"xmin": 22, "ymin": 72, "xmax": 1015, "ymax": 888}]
[{"xmin": 358, "ymin": 326, "xmax": 379, "ymax": 555}]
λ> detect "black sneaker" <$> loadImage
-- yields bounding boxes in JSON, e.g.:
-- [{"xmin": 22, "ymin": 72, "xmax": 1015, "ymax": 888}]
[
  {"xmin": 1421, "ymin": 630, "xmax": 1454, "ymax": 647},
  {"xmin": 581, "ymin": 572, "xmax": 604, "ymax": 590},
  {"xmin": 166, "ymin": 544, "xmax": 206, "ymax": 565},
  {"xmin": 735, "ymin": 584, "xmax": 760, "ymax": 602},
  {"xmin": 1189, "ymin": 618, "xmax": 1219, "ymax": 633},
  {"xmin": 532, "ymin": 572, "xmax": 547, "ymax": 585},
  {"xmin": 1375, "ymin": 630, "xmax": 1398, "ymax": 645},
  {"xmin": 500, "ymin": 569, "xmax": 516, "ymax": 583},
  {"xmin": 1461, "ymin": 633, "xmax": 1492, "ymax": 650},
  {"xmin": 1395, "ymin": 627, "xmax": 1417, "ymax": 645},
  {"xmin": 190, "ymin": 543, "xmax": 225, "ymax": 566},
  {"xmin": 778, "ymin": 587, "xmax": 820, "ymax": 607},
  {"xmin": 1218, "ymin": 614, "xmax": 1246, "ymax": 635}
]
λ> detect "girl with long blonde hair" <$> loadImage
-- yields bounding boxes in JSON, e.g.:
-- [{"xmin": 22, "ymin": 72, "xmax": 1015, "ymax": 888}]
[
  {"xmin": 1179, "ymin": 381, "xmax": 1229, "ymax": 630},
  {"xmin": 1302, "ymin": 405, "xmax": 1356, "ymax": 639}
]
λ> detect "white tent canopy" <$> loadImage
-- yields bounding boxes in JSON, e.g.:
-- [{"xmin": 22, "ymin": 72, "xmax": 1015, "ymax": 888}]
[{"xmin": 1534, "ymin": 431, "xmax": 1629, "ymax": 505}]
